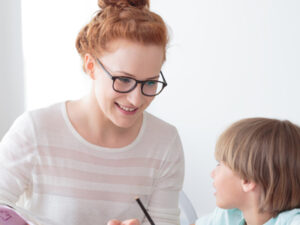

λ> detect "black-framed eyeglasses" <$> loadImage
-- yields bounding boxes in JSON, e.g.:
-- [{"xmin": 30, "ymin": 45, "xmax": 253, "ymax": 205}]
[{"xmin": 96, "ymin": 58, "xmax": 167, "ymax": 97}]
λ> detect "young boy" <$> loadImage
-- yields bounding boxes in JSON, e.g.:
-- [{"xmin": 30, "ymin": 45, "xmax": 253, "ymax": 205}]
[
  {"xmin": 107, "ymin": 117, "xmax": 300, "ymax": 225},
  {"xmin": 196, "ymin": 117, "xmax": 300, "ymax": 225}
]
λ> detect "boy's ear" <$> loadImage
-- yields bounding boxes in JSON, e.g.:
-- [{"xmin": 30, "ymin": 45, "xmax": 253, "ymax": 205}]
[
  {"xmin": 241, "ymin": 179, "xmax": 256, "ymax": 192},
  {"xmin": 84, "ymin": 53, "xmax": 95, "ymax": 80}
]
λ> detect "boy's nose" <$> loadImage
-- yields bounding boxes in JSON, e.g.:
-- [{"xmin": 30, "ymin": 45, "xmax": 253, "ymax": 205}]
[{"xmin": 210, "ymin": 168, "xmax": 215, "ymax": 178}]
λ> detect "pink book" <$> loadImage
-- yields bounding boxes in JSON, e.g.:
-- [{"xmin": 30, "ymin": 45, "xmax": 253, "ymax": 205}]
[{"xmin": 0, "ymin": 205, "xmax": 30, "ymax": 225}]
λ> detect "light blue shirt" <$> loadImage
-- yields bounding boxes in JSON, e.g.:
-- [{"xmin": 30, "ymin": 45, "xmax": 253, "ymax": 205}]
[{"xmin": 195, "ymin": 207, "xmax": 300, "ymax": 225}]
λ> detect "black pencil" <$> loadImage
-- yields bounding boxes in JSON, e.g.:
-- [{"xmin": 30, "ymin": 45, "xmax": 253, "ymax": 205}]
[{"xmin": 135, "ymin": 197, "xmax": 155, "ymax": 225}]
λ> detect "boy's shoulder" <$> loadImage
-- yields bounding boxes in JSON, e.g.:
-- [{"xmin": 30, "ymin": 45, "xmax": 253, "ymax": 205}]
[
  {"xmin": 196, "ymin": 207, "xmax": 244, "ymax": 225},
  {"xmin": 196, "ymin": 208, "xmax": 300, "ymax": 225},
  {"xmin": 273, "ymin": 208, "xmax": 300, "ymax": 225}
]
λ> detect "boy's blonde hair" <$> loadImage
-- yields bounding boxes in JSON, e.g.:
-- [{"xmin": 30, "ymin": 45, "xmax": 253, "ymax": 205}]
[{"xmin": 215, "ymin": 118, "xmax": 300, "ymax": 216}]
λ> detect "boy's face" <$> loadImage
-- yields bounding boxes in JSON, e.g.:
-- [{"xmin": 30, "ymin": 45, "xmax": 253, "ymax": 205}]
[{"xmin": 211, "ymin": 162, "xmax": 246, "ymax": 209}]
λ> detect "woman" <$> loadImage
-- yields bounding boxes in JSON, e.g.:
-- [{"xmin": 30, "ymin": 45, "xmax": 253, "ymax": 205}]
[{"xmin": 0, "ymin": 0, "xmax": 184, "ymax": 225}]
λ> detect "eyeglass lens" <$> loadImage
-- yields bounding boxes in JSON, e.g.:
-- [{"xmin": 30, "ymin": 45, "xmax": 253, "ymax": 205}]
[{"xmin": 113, "ymin": 77, "xmax": 164, "ymax": 96}]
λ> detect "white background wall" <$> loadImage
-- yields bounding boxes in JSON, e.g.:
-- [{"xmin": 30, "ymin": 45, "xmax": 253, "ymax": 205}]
[
  {"xmin": 0, "ymin": 0, "xmax": 24, "ymax": 138},
  {"xmin": 18, "ymin": 0, "xmax": 300, "ymax": 217}
]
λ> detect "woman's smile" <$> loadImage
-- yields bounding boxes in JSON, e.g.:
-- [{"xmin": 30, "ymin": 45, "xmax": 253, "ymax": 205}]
[{"xmin": 115, "ymin": 102, "xmax": 138, "ymax": 115}]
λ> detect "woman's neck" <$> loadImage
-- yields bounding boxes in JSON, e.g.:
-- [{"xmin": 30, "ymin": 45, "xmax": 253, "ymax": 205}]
[{"xmin": 66, "ymin": 96, "xmax": 143, "ymax": 148}]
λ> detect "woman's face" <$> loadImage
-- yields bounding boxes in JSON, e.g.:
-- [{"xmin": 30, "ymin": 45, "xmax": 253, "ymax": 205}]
[{"xmin": 90, "ymin": 39, "xmax": 164, "ymax": 129}]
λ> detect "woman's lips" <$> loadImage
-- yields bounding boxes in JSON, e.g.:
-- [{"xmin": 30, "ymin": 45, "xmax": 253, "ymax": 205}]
[{"xmin": 115, "ymin": 103, "xmax": 138, "ymax": 115}]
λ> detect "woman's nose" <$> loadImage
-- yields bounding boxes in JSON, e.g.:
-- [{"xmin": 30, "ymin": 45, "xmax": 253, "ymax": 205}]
[{"xmin": 127, "ymin": 84, "xmax": 143, "ymax": 106}]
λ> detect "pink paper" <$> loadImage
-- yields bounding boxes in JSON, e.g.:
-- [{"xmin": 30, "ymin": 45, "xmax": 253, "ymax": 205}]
[{"xmin": 0, "ymin": 206, "xmax": 28, "ymax": 225}]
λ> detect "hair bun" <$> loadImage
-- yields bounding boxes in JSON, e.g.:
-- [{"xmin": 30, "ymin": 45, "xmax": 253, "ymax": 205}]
[{"xmin": 98, "ymin": 0, "xmax": 149, "ymax": 9}]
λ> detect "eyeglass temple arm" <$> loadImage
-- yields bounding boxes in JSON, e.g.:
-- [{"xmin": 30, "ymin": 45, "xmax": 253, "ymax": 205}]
[{"xmin": 160, "ymin": 71, "xmax": 167, "ymax": 86}]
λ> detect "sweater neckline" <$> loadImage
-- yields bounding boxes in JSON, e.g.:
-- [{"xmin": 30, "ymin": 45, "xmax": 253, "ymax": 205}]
[{"xmin": 61, "ymin": 101, "xmax": 147, "ymax": 153}]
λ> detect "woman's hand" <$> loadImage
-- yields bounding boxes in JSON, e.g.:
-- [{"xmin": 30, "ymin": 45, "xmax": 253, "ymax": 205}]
[{"xmin": 107, "ymin": 219, "xmax": 140, "ymax": 225}]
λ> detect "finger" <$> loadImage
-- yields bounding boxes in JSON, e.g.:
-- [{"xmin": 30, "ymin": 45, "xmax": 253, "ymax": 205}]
[
  {"xmin": 107, "ymin": 219, "xmax": 122, "ymax": 225},
  {"xmin": 121, "ymin": 219, "xmax": 140, "ymax": 225}
]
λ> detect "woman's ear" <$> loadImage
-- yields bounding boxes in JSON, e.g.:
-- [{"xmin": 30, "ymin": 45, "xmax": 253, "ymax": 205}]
[
  {"xmin": 84, "ymin": 53, "xmax": 95, "ymax": 80},
  {"xmin": 241, "ymin": 179, "xmax": 256, "ymax": 193}
]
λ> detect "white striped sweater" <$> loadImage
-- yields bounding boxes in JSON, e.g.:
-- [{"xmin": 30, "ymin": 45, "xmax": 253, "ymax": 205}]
[{"xmin": 0, "ymin": 102, "xmax": 184, "ymax": 225}]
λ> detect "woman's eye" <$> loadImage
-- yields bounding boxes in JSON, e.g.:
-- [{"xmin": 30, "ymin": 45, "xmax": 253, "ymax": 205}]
[
  {"xmin": 118, "ymin": 77, "xmax": 132, "ymax": 83},
  {"xmin": 145, "ymin": 81, "xmax": 157, "ymax": 86}
]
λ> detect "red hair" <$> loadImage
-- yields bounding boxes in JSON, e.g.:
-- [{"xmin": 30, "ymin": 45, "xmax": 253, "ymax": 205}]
[{"xmin": 76, "ymin": 0, "xmax": 168, "ymax": 69}]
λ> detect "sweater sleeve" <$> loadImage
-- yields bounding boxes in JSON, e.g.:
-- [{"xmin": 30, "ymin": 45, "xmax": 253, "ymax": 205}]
[
  {"xmin": 0, "ymin": 112, "xmax": 37, "ymax": 206},
  {"xmin": 144, "ymin": 131, "xmax": 185, "ymax": 225}
]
